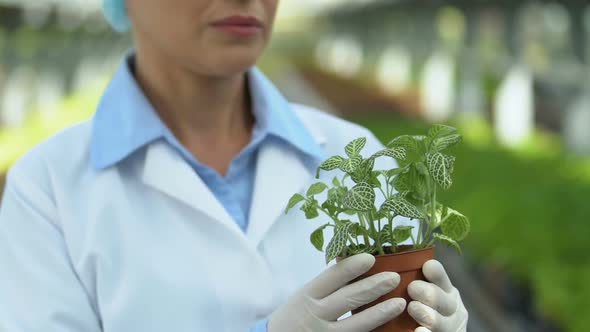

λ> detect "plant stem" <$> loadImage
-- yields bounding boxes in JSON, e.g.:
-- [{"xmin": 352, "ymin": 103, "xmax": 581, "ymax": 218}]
[
  {"xmin": 410, "ymin": 233, "xmax": 417, "ymax": 247},
  {"xmin": 318, "ymin": 207, "xmax": 343, "ymax": 227},
  {"xmin": 388, "ymin": 214, "xmax": 395, "ymax": 252},
  {"xmin": 416, "ymin": 219, "xmax": 423, "ymax": 248},
  {"xmin": 424, "ymin": 182, "xmax": 438, "ymax": 246},
  {"xmin": 357, "ymin": 213, "xmax": 371, "ymax": 246},
  {"xmin": 367, "ymin": 211, "xmax": 385, "ymax": 256},
  {"xmin": 378, "ymin": 187, "xmax": 388, "ymax": 200}
]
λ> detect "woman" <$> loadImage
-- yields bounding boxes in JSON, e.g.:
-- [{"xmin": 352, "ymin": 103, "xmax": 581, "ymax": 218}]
[{"xmin": 0, "ymin": 1, "xmax": 468, "ymax": 331}]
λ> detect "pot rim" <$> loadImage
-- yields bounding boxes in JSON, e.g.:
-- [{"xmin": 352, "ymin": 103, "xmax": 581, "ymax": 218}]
[{"xmin": 373, "ymin": 245, "xmax": 435, "ymax": 259}]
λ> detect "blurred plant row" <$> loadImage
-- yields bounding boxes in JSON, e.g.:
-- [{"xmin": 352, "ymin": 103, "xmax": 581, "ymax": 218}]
[{"xmin": 356, "ymin": 116, "xmax": 590, "ymax": 332}]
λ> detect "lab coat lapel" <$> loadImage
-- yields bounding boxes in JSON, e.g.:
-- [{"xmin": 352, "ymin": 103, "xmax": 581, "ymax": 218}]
[
  {"xmin": 141, "ymin": 141, "xmax": 244, "ymax": 239},
  {"xmin": 247, "ymin": 143, "xmax": 311, "ymax": 246}
]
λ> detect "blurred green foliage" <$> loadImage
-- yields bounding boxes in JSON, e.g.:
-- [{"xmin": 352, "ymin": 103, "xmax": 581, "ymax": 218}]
[
  {"xmin": 356, "ymin": 115, "xmax": 590, "ymax": 332},
  {"xmin": 0, "ymin": 82, "xmax": 104, "ymax": 172}
]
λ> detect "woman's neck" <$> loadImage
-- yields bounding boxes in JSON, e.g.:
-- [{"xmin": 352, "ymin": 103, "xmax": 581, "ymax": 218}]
[{"xmin": 133, "ymin": 48, "xmax": 255, "ymax": 175}]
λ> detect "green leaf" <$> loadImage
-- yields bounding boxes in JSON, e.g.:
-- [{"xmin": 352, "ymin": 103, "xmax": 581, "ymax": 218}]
[
  {"xmin": 327, "ymin": 186, "xmax": 347, "ymax": 205},
  {"xmin": 307, "ymin": 182, "xmax": 328, "ymax": 197},
  {"xmin": 432, "ymin": 134, "xmax": 462, "ymax": 152},
  {"xmin": 371, "ymin": 148, "xmax": 407, "ymax": 161},
  {"xmin": 325, "ymin": 222, "xmax": 354, "ymax": 264},
  {"xmin": 415, "ymin": 162, "xmax": 429, "ymax": 176},
  {"xmin": 393, "ymin": 167, "xmax": 427, "ymax": 199},
  {"xmin": 393, "ymin": 226, "xmax": 414, "ymax": 243},
  {"xmin": 425, "ymin": 202, "xmax": 445, "ymax": 226},
  {"xmin": 380, "ymin": 196, "xmax": 425, "ymax": 219},
  {"xmin": 285, "ymin": 194, "xmax": 305, "ymax": 213},
  {"xmin": 368, "ymin": 171, "xmax": 382, "ymax": 188},
  {"xmin": 300, "ymin": 200, "xmax": 319, "ymax": 219},
  {"xmin": 310, "ymin": 224, "xmax": 330, "ymax": 252},
  {"xmin": 444, "ymin": 155, "xmax": 456, "ymax": 175},
  {"xmin": 441, "ymin": 209, "xmax": 470, "ymax": 241},
  {"xmin": 342, "ymin": 209, "xmax": 356, "ymax": 215},
  {"xmin": 317, "ymin": 156, "xmax": 345, "ymax": 178},
  {"xmin": 387, "ymin": 135, "xmax": 416, "ymax": 150},
  {"xmin": 386, "ymin": 168, "xmax": 405, "ymax": 178},
  {"xmin": 434, "ymin": 233, "xmax": 462, "ymax": 254},
  {"xmin": 322, "ymin": 201, "xmax": 338, "ymax": 217},
  {"xmin": 392, "ymin": 172, "xmax": 412, "ymax": 192},
  {"xmin": 339, "ymin": 155, "xmax": 363, "ymax": 174},
  {"xmin": 427, "ymin": 152, "xmax": 453, "ymax": 190},
  {"xmin": 348, "ymin": 243, "xmax": 373, "ymax": 255},
  {"xmin": 343, "ymin": 182, "xmax": 376, "ymax": 212},
  {"xmin": 349, "ymin": 223, "xmax": 369, "ymax": 238},
  {"xmin": 410, "ymin": 167, "xmax": 429, "ymax": 199},
  {"xmin": 332, "ymin": 176, "xmax": 341, "ymax": 187},
  {"xmin": 345, "ymin": 137, "xmax": 367, "ymax": 157},
  {"xmin": 428, "ymin": 124, "xmax": 457, "ymax": 139}
]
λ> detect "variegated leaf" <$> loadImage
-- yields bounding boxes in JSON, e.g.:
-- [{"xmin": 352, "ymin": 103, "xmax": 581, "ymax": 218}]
[
  {"xmin": 351, "ymin": 158, "xmax": 375, "ymax": 183},
  {"xmin": 345, "ymin": 137, "xmax": 367, "ymax": 157},
  {"xmin": 317, "ymin": 156, "xmax": 345, "ymax": 177},
  {"xmin": 327, "ymin": 186, "xmax": 347, "ymax": 205},
  {"xmin": 441, "ymin": 209, "xmax": 470, "ymax": 241},
  {"xmin": 387, "ymin": 135, "xmax": 418, "ymax": 152},
  {"xmin": 371, "ymin": 147, "xmax": 407, "ymax": 161},
  {"xmin": 348, "ymin": 244, "xmax": 372, "ymax": 255},
  {"xmin": 434, "ymin": 233, "xmax": 462, "ymax": 254},
  {"xmin": 392, "ymin": 172, "xmax": 412, "ymax": 192},
  {"xmin": 380, "ymin": 196, "xmax": 424, "ymax": 219},
  {"xmin": 380, "ymin": 226, "xmax": 393, "ymax": 245},
  {"xmin": 343, "ymin": 182, "xmax": 375, "ymax": 212},
  {"xmin": 432, "ymin": 134, "xmax": 462, "ymax": 152},
  {"xmin": 325, "ymin": 222, "xmax": 354, "ymax": 263},
  {"xmin": 427, "ymin": 152, "xmax": 453, "ymax": 190},
  {"xmin": 428, "ymin": 124, "xmax": 457, "ymax": 139},
  {"xmin": 444, "ymin": 155, "xmax": 456, "ymax": 174},
  {"xmin": 339, "ymin": 155, "xmax": 363, "ymax": 174}
]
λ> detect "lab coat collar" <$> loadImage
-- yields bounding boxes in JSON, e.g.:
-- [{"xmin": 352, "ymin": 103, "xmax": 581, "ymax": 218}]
[
  {"xmin": 91, "ymin": 54, "xmax": 329, "ymax": 245},
  {"xmin": 90, "ymin": 54, "xmax": 325, "ymax": 171},
  {"xmin": 141, "ymin": 140, "xmax": 245, "ymax": 240}
]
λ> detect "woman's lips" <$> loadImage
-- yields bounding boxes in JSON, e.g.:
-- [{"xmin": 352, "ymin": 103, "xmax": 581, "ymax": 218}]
[{"xmin": 211, "ymin": 15, "xmax": 263, "ymax": 37}]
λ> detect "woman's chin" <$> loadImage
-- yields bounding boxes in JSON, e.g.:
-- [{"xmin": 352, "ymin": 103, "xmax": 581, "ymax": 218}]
[{"xmin": 203, "ymin": 55, "xmax": 261, "ymax": 77}]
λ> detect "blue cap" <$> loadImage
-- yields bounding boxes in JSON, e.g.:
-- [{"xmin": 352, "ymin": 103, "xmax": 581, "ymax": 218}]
[{"xmin": 103, "ymin": 0, "xmax": 131, "ymax": 32}]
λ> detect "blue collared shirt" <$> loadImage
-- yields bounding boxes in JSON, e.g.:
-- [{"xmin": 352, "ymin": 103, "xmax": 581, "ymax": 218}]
[
  {"xmin": 91, "ymin": 55, "xmax": 323, "ymax": 231},
  {"xmin": 89, "ymin": 54, "xmax": 324, "ymax": 331}
]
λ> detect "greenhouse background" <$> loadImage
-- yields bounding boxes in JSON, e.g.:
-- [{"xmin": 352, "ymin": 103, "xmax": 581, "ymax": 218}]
[{"xmin": 0, "ymin": 0, "xmax": 589, "ymax": 331}]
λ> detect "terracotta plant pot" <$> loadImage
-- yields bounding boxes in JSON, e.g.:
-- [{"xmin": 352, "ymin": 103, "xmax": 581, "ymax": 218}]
[{"xmin": 348, "ymin": 246, "xmax": 435, "ymax": 332}]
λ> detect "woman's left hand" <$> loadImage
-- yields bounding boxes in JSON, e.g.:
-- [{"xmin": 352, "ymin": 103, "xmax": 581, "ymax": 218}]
[{"xmin": 407, "ymin": 260, "xmax": 468, "ymax": 332}]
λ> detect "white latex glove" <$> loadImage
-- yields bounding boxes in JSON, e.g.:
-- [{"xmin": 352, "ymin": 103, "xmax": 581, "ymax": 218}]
[
  {"xmin": 268, "ymin": 253, "xmax": 407, "ymax": 332},
  {"xmin": 408, "ymin": 260, "xmax": 468, "ymax": 332}
]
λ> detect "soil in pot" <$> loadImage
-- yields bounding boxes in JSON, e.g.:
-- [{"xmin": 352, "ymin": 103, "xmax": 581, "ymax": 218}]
[{"xmin": 348, "ymin": 246, "xmax": 435, "ymax": 332}]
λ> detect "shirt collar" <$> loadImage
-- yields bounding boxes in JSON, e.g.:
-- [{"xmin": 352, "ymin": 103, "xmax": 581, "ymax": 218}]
[{"xmin": 90, "ymin": 54, "xmax": 324, "ymax": 170}]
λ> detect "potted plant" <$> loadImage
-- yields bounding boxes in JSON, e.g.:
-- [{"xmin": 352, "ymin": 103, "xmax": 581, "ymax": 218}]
[{"xmin": 286, "ymin": 124, "xmax": 470, "ymax": 332}]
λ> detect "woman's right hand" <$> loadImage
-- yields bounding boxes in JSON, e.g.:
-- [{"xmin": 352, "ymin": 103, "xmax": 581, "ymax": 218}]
[{"xmin": 268, "ymin": 253, "xmax": 406, "ymax": 332}]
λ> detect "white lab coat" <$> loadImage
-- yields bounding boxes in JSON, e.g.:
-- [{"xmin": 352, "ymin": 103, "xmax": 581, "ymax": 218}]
[{"xmin": 0, "ymin": 103, "xmax": 403, "ymax": 332}]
